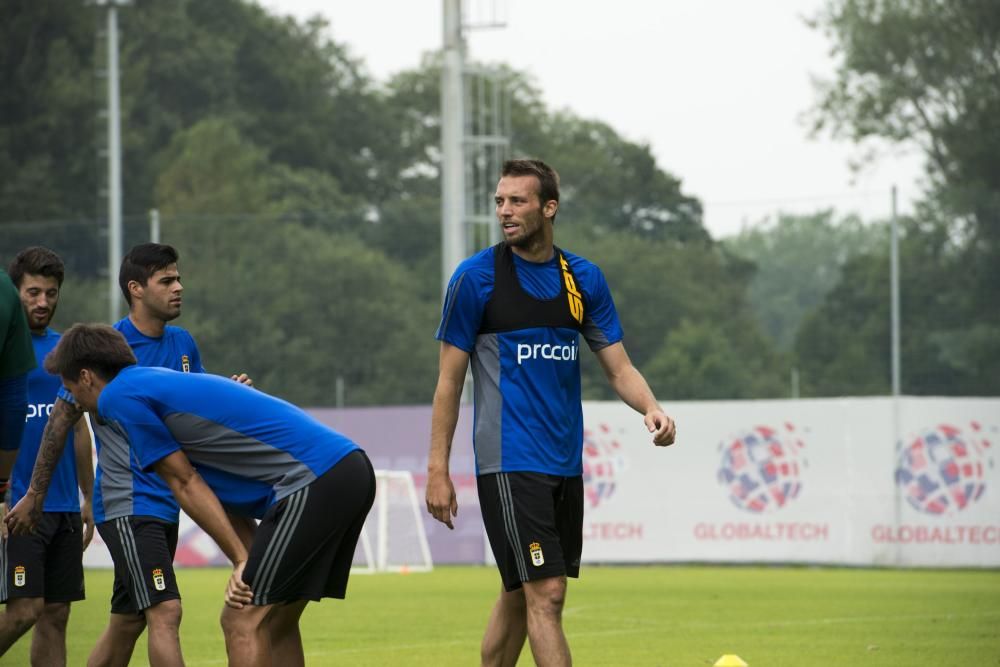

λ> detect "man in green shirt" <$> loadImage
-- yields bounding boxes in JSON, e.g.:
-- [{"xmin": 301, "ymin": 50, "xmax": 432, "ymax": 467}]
[{"xmin": 0, "ymin": 269, "xmax": 36, "ymax": 484}]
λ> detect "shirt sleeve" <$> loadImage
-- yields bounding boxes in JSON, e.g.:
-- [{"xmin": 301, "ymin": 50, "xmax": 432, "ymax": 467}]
[
  {"xmin": 102, "ymin": 394, "xmax": 181, "ymax": 472},
  {"xmin": 578, "ymin": 261, "xmax": 624, "ymax": 351},
  {"xmin": 57, "ymin": 386, "xmax": 76, "ymax": 405},
  {"xmin": 186, "ymin": 332, "xmax": 207, "ymax": 373},
  {"xmin": 435, "ymin": 265, "xmax": 490, "ymax": 353}
]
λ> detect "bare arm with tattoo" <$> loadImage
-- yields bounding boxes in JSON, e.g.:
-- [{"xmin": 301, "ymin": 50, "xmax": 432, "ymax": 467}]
[{"xmin": 5, "ymin": 397, "xmax": 82, "ymax": 535}]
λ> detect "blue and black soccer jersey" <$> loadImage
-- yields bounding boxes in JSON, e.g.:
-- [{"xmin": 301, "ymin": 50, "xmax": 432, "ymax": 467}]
[
  {"xmin": 73, "ymin": 317, "xmax": 206, "ymax": 523},
  {"xmin": 10, "ymin": 329, "xmax": 79, "ymax": 511},
  {"xmin": 437, "ymin": 244, "xmax": 623, "ymax": 477},
  {"xmin": 96, "ymin": 366, "xmax": 361, "ymax": 519}
]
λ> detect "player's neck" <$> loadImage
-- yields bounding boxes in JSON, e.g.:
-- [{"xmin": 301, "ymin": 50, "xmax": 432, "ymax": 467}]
[
  {"xmin": 510, "ymin": 238, "xmax": 555, "ymax": 264},
  {"xmin": 128, "ymin": 310, "xmax": 166, "ymax": 338}
]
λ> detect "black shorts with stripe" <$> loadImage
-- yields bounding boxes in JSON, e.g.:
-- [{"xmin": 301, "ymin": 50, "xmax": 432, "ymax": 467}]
[
  {"xmin": 1, "ymin": 512, "xmax": 85, "ymax": 603},
  {"xmin": 242, "ymin": 450, "xmax": 375, "ymax": 606},
  {"xmin": 477, "ymin": 472, "xmax": 584, "ymax": 592},
  {"xmin": 97, "ymin": 516, "xmax": 179, "ymax": 614}
]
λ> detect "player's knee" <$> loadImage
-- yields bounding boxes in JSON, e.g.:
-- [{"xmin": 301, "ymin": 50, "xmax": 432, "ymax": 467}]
[
  {"xmin": 4, "ymin": 598, "xmax": 45, "ymax": 633},
  {"xmin": 110, "ymin": 611, "xmax": 147, "ymax": 640},
  {"xmin": 525, "ymin": 579, "xmax": 566, "ymax": 616},
  {"xmin": 145, "ymin": 599, "xmax": 182, "ymax": 632},
  {"xmin": 500, "ymin": 587, "xmax": 527, "ymax": 615},
  {"xmin": 220, "ymin": 605, "xmax": 264, "ymax": 641},
  {"xmin": 39, "ymin": 602, "xmax": 71, "ymax": 629}
]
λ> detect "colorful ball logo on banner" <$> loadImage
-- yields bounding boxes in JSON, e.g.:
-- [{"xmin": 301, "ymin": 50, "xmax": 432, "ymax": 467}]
[
  {"xmin": 582, "ymin": 423, "xmax": 627, "ymax": 508},
  {"xmin": 895, "ymin": 422, "xmax": 994, "ymax": 515},
  {"xmin": 717, "ymin": 423, "xmax": 807, "ymax": 514}
]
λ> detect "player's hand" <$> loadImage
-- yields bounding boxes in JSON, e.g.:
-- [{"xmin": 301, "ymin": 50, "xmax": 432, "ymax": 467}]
[
  {"xmin": 81, "ymin": 499, "xmax": 95, "ymax": 550},
  {"xmin": 5, "ymin": 489, "xmax": 43, "ymax": 536},
  {"xmin": 230, "ymin": 373, "xmax": 253, "ymax": 387},
  {"xmin": 226, "ymin": 560, "xmax": 253, "ymax": 609},
  {"xmin": 0, "ymin": 502, "xmax": 7, "ymax": 540},
  {"xmin": 645, "ymin": 410, "xmax": 676, "ymax": 447},
  {"xmin": 425, "ymin": 472, "xmax": 458, "ymax": 530}
]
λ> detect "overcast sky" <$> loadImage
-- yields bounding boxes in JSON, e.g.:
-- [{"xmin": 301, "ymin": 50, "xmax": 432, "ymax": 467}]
[{"xmin": 262, "ymin": 0, "xmax": 925, "ymax": 239}]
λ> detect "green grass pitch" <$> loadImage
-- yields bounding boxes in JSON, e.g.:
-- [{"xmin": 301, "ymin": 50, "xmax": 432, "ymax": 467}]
[{"xmin": 4, "ymin": 565, "xmax": 998, "ymax": 665}]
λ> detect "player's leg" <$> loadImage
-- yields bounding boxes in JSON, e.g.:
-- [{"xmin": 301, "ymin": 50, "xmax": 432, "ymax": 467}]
[
  {"xmin": 0, "ymin": 515, "xmax": 55, "ymax": 655},
  {"xmin": 144, "ymin": 599, "xmax": 183, "ymax": 667},
  {"xmin": 0, "ymin": 597, "xmax": 44, "ymax": 654},
  {"xmin": 30, "ymin": 601, "xmax": 70, "ymax": 667},
  {"xmin": 31, "ymin": 512, "xmax": 86, "ymax": 666},
  {"xmin": 265, "ymin": 600, "xmax": 308, "ymax": 666},
  {"xmin": 88, "ymin": 521, "xmax": 146, "ymax": 666},
  {"xmin": 232, "ymin": 450, "xmax": 375, "ymax": 666},
  {"xmin": 220, "ymin": 602, "xmax": 272, "ymax": 666},
  {"xmin": 87, "ymin": 612, "xmax": 146, "ymax": 667},
  {"xmin": 476, "ymin": 472, "xmax": 579, "ymax": 667},
  {"xmin": 481, "ymin": 585, "xmax": 527, "ymax": 667},
  {"xmin": 522, "ymin": 575, "xmax": 570, "ymax": 667},
  {"xmin": 89, "ymin": 517, "xmax": 182, "ymax": 667}
]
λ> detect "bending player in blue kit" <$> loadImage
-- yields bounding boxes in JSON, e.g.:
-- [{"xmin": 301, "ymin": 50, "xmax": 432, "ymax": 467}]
[{"xmin": 45, "ymin": 323, "xmax": 375, "ymax": 667}]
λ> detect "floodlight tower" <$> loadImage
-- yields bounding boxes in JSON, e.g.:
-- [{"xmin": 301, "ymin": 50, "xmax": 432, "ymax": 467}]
[
  {"xmin": 440, "ymin": 0, "xmax": 509, "ymax": 301},
  {"xmin": 92, "ymin": 0, "xmax": 130, "ymax": 323},
  {"xmin": 441, "ymin": 0, "xmax": 465, "ymax": 300}
]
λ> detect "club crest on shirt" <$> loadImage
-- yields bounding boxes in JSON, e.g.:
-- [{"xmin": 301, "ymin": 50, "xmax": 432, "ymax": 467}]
[
  {"xmin": 181, "ymin": 355, "xmax": 191, "ymax": 373},
  {"xmin": 529, "ymin": 542, "xmax": 545, "ymax": 567},
  {"xmin": 152, "ymin": 568, "xmax": 166, "ymax": 591},
  {"xmin": 13, "ymin": 565, "xmax": 26, "ymax": 587}
]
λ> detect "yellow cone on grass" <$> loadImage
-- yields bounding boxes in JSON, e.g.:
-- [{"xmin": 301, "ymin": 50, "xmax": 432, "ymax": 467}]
[{"xmin": 714, "ymin": 655, "xmax": 748, "ymax": 667}]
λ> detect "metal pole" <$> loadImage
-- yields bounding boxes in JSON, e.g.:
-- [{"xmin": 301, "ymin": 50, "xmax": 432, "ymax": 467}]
[
  {"xmin": 441, "ymin": 0, "xmax": 465, "ymax": 300},
  {"xmin": 149, "ymin": 208, "xmax": 160, "ymax": 243},
  {"xmin": 107, "ymin": 4, "xmax": 124, "ymax": 323},
  {"xmin": 890, "ymin": 185, "xmax": 900, "ymax": 396},
  {"xmin": 889, "ymin": 185, "xmax": 902, "ymax": 565}
]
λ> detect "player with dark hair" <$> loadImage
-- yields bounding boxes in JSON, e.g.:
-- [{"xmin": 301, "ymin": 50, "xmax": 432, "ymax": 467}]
[
  {"xmin": 0, "ymin": 247, "xmax": 95, "ymax": 665},
  {"xmin": 7, "ymin": 242, "xmax": 250, "ymax": 666},
  {"xmin": 45, "ymin": 323, "xmax": 374, "ymax": 666},
  {"xmin": 426, "ymin": 159, "xmax": 676, "ymax": 666}
]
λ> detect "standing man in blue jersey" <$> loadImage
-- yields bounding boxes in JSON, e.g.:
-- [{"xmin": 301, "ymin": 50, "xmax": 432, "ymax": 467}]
[
  {"xmin": 426, "ymin": 159, "xmax": 677, "ymax": 667},
  {"xmin": 43, "ymin": 323, "xmax": 374, "ymax": 666},
  {"xmin": 7, "ymin": 243, "xmax": 250, "ymax": 666},
  {"xmin": 0, "ymin": 247, "xmax": 94, "ymax": 666}
]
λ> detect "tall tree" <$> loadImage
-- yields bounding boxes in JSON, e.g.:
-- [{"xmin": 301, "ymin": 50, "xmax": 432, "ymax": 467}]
[
  {"xmin": 723, "ymin": 211, "xmax": 885, "ymax": 350},
  {"xmin": 803, "ymin": 0, "xmax": 1000, "ymax": 396}
]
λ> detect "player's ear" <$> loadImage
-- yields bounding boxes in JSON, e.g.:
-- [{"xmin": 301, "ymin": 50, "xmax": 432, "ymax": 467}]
[
  {"xmin": 543, "ymin": 199, "xmax": 558, "ymax": 221},
  {"xmin": 127, "ymin": 279, "xmax": 143, "ymax": 301}
]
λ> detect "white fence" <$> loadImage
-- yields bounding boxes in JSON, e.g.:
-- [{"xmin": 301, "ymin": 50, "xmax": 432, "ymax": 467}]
[
  {"xmin": 83, "ymin": 396, "xmax": 1000, "ymax": 568},
  {"xmin": 578, "ymin": 397, "xmax": 999, "ymax": 567}
]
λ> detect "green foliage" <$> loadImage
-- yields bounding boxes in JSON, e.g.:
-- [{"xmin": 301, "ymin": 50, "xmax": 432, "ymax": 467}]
[
  {"xmin": 1, "ymin": 0, "xmax": 789, "ymax": 402},
  {"xmin": 723, "ymin": 211, "xmax": 886, "ymax": 351},
  {"xmin": 0, "ymin": 1, "xmax": 97, "ymax": 222}
]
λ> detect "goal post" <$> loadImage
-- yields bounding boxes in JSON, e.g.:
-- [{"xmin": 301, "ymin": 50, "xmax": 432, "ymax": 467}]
[{"xmin": 352, "ymin": 469, "xmax": 433, "ymax": 574}]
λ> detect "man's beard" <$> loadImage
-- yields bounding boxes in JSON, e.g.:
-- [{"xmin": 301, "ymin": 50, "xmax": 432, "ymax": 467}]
[
  {"xmin": 503, "ymin": 223, "xmax": 544, "ymax": 249},
  {"xmin": 30, "ymin": 307, "xmax": 55, "ymax": 331}
]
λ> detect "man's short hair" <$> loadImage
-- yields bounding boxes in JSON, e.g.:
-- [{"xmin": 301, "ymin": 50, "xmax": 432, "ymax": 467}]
[
  {"xmin": 501, "ymin": 159, "xmax": 560, "ymax": 218},
  {"xmin": 45, "ymin": 323, "xmax": 137, "ymax": 382},
  {"xmin": 119, "ymin": 243, "xmax": 179, "ymax": 305},
  {"xmin": 7, "ymin": 246, "xmax": 65, "ymax": 288}
]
